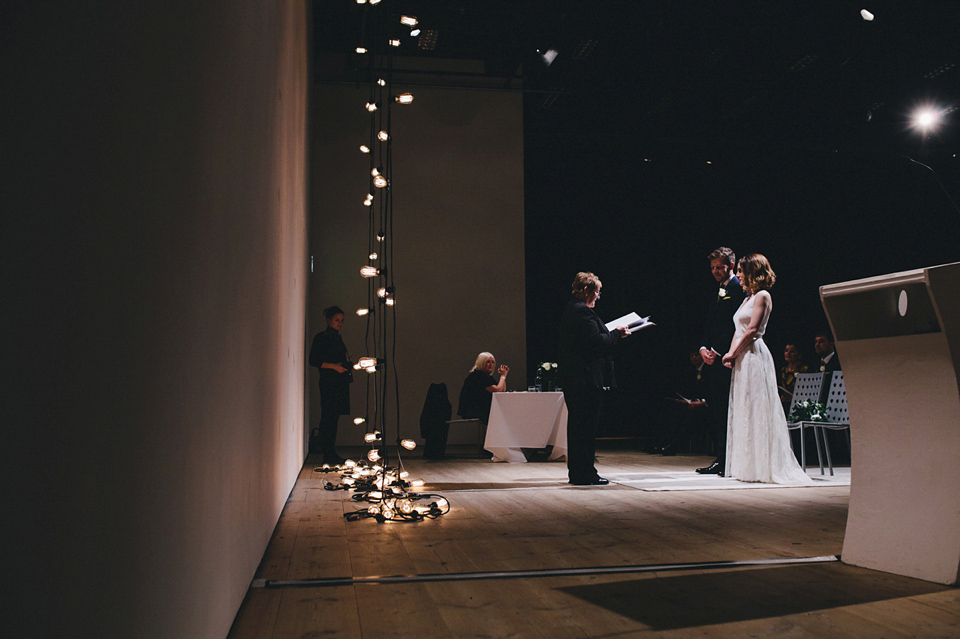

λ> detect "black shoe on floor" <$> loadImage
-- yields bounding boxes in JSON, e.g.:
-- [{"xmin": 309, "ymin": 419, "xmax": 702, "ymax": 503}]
[
  {"xmin": 570, "ymin": 476, "xmax": 610, "ymax": 486},
  {"xmin": 695, "ymin": 461, "xmax": 724, "ymax": 476}
]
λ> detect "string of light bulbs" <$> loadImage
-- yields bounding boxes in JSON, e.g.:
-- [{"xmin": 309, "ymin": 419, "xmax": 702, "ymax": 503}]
[{"xmin": 316, "ymin": 1, "xmax": 449, "ymax": 523}]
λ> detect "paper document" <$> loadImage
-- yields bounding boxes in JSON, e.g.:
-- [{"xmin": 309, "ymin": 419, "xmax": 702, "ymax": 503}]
[{"xmin": 605, "ymin": 312, "xmax": 655, "ymax": 333}]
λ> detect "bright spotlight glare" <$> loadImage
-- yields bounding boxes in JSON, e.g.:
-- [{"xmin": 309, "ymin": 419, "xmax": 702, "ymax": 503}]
[{"xmin": 912, "ymin": 108, "xmax": 941, "ymax": 131}]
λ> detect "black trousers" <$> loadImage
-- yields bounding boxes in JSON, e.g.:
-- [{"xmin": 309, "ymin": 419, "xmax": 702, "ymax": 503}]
[
  {"xmin": 701, "ymin": 363, "xmax": 732, "ymax": 463},
  {"xmin": 563, "ymin": 385, "xmax": 604, "ymax": 482},
  {"xmin": 317, "ymin": 406, "xmax": 341, "ymax": 456}
]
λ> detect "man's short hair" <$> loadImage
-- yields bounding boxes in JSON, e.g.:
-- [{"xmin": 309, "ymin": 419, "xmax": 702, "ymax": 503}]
[{"xmin": 708, "ymin": 247, "xmax": 736, "ymax": 266}]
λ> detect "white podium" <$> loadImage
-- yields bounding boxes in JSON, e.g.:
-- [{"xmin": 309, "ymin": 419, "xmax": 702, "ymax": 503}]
[{"xmin": 821, "ymin": 262, "xmax": 960, "ymax": 585}]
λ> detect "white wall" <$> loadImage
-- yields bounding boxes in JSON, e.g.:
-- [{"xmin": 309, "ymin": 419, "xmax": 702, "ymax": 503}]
[
  {"xmin": 3, "ymin": 2, "xmax": 309, "ymax": 637},
  {"xmin": 309, "ymin": 84, "xmax": 527, "ymax": 447}
]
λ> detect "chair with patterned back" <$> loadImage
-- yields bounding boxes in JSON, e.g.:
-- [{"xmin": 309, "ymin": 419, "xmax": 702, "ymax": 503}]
[
  {"xmin": 810, "ymin": 371, "xmax": 851, "ymax": 476},
  {"xmin": 786, "ymin": 372, "xmax": 826, "ymax": 473}
]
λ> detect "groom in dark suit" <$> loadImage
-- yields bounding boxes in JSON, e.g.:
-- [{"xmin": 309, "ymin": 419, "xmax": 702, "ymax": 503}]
[{"xmin": 696, "ymin": 247, "xmax": 744, "ymax": 476}]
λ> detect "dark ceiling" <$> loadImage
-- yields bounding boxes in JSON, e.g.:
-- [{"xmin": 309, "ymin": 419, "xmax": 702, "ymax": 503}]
[{"xmin": 314, "ymin": 0, "xmax": 959, "ymax": 159}]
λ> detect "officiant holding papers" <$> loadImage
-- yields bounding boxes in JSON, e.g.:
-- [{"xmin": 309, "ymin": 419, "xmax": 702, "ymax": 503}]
[{"xmin": 557, "ymin": 272, "xmax": 631, "ymax": 486}]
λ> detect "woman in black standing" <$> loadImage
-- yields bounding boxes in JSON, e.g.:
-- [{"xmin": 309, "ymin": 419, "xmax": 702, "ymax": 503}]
[
  {"xmin": 557, "ymin": 273, "xmax": 629, "ymax": 485},
  {"xmin": 309, "ymin": 306, "xmax": 352, "ymax": 465}
]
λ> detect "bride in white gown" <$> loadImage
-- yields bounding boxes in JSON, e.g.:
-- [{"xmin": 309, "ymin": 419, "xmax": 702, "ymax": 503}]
[{"xmin": 721, "ymin": 254, "xmax": 813, "ymax": 485}]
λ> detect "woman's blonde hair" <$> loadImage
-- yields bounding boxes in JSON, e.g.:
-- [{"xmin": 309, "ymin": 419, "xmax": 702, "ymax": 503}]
[
  {"xmin": 739, "ymin": 253, "xmax": 776, "ymax": 291},
  {"xmin": 470, "ymin": 352, "xmax": 495, "ymax": 372},
  {"xmin": 571, "ymin": 272, "xmax": 601, "ymax": 299}
]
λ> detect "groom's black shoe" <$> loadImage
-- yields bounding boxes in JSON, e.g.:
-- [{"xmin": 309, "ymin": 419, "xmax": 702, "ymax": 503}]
[
  {"xmin": 570, "ymin": 476, "xmax": 610, "ymax": 486},
  {"xmin": 696, "ymin": 461, "xmax": 724, "ymax": 476}
]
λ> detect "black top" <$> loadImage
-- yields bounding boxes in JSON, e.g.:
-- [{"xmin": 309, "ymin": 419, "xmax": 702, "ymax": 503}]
[
  {"xmin": 556, "ymin": 297, "xmax": 620, "ymax": 389},
  {"xmin": 701, "ymin": 275, "xmax": 745, "ymax": 356},
  {"xmin": 457, "ymin": 369, "xmax": 498, "ymax": 423},
  {"xmin": 308, "ymin": 327, "xmax": 351, "ymax": 415}
]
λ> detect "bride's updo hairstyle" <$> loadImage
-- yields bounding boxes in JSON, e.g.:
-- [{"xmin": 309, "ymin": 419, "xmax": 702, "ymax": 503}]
[
  {"xmin": 739, "ymin": 253, "xmax": 776, "ymax": 292},
  {"xmin": 571, "ymin": 272, "xmax": 601, "ymax": 300}
]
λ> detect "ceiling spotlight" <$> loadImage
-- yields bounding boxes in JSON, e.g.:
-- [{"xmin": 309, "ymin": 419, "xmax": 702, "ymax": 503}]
[
  {"xmin": 538, "ymin": 48, "xmax": 559, "ymax": 66},
  {"xmin": 355, "ymin": 47, "xmax": 367, "ymax": 54},
  {"xmin": 860, "ymin": 9, "xmax": 875, "ymax": 21},
  {"xmin": 365, "ymin": 102, "xmax": 378, "ymax": 112},
  {"xmin": 359, "ymin": 144, "xmax": 370, "ymax": 153},
  {"xmin": 912, "ymin": 107, "xmax": 942, "ymax": 132},
  {"xmin": 394, "ymin": 93, "xmax": 414, "ymax": 104},
  {"xmin": 400, "ymin": 15, "xmax": 418, "ymax": 27},
  {"xmin": 378, "ymin": 130, "xmax": 389, "ymax": 141}
]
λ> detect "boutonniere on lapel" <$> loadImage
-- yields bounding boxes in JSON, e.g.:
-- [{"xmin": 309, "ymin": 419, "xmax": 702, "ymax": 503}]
[{"xmin": 718, "ymin": 287, "xmax": 729, "ymax": 300}]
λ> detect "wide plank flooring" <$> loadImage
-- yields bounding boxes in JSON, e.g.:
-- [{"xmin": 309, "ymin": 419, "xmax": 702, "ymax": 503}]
[{"xmin": 228, "ymin": 447, "xmax": 959, "ymax": 638}]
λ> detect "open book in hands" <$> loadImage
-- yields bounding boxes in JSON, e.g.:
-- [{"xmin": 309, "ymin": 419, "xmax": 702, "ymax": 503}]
[{"xmin": 604, "ymin": 312, "xmax": 655, "ymax": 334}]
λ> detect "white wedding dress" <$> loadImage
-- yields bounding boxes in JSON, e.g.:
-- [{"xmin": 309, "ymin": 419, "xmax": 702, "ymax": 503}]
[{"xmin": 725, "ymin": 293, "xmax": 814, "ymax": 484}]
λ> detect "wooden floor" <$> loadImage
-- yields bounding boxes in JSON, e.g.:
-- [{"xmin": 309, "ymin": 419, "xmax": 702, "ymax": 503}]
[{"xmin": 228, "ymin": 447, "xmax": 959, "ymax": 638}]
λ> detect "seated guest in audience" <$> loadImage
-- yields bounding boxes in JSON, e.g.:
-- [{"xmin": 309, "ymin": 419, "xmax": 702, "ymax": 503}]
[
  {"xmin": 655, "ymin": 350, "xmax": 711, "ymax": 455},
  {"xmin": 778, "ymin": 342, "xmax": 809, "ymax": 414},
  {"xmin": 813, "ymin": 330, "xmax": 841, "ymax": 373},
  {"xmin": 457, "ymin": 352, "xmax": 509, "ymax": 424}
]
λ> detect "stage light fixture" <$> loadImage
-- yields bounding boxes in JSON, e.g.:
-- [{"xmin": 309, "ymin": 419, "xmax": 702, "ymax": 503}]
[{"xmin": 912, "ymin": 107, "xmax": 942, "ymax": 132}]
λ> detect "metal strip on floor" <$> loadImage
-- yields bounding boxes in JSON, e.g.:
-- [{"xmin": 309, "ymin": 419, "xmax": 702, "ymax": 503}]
[{"xmin": 251, "ymin": 555, "xmax": 839, "ymax": 589}]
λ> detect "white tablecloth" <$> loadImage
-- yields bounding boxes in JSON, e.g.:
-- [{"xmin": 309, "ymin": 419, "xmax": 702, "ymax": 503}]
[{"xmin": 484, "ymin": 392, "xmax": 568, "ymax": 462}]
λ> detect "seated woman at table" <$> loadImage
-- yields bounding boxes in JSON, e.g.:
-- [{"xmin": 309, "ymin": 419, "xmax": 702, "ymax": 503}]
[{"xmin": 457, "ymin": 352, "xmax": 509, "ymax": 424}]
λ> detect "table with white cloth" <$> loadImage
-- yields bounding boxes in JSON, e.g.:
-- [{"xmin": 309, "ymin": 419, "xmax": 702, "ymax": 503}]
[{"xmin": 483, "ymin": 391, "xmax": 568, "ymax": 462}]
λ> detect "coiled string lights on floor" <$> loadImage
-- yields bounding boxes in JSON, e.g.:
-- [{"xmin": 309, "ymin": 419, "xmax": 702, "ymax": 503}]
[{"xmin": 316, "ymin": 1, "xmax": 449, "ymax": 523}]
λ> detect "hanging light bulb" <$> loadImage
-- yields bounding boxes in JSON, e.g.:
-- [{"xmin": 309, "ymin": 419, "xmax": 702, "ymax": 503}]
[
  {"xmin": 359, "ymin": 145, "xmax": 370, "ymax": 154},
  {"xmin": 365, "ymin": 366, "xmax": 377, "ymax": 373},
  {"xmin": 394, "ymin": 93, "xmax": 414, "ymax": 104},
  {"xmin": 411, "ymin": 478, "xmax": 424, "ymax": 487},
  {"xmin": 376, "ymin": 232, "xmax": 385, "ymax": 242},
  {"xmin": 385, "ymin": 298, "xmax": 395, "ymax": 306},
  {"xmin": 410, "ymin": 28, "xmax": 421, "ymax": 37},
  {"xmin": 399, "ymin": 500, "xmax": 415, "ymax": 514},
  {"xmin": 401, "ymin": 439, "xmax": 417, "ymax": 450},
  {"xmin": 356, "ymin": 0, "xmax": 366, "ymax": 4},
  {"xmin": 400, "ymin": 15, "xmax": 418, "ymax": 26},
  {"xmin": 377, "ymin": 288, "xmax": 387, "ymax": 298},
  {"xmin": 368, "ymin": 490, "xmax": 383, "ymax": 500},
  {"xmin": 373, "ymin": 174, "xmax": 388, "ymax": 189},
  {"xmin": 354, "ymin": 417, "xmax": 366, "ymax": 425},
  {"xmin": 377, "ymin": 78, "xmax": 386, "ymax": 86},
  {"xmin": 360, "ymin": 265, "xmax": 379, "ymax": 278},
  {"xmin": 368, "ymin": 252, "xmax": 378, "ymax": 260},
  {"xmin": 343, "ymin": 477, "xmax": 356, "ymax": 486},
  {"xmin": 381, "ymin": 507, "xmax": 394, "ymax": 520},
  {"xmin": 371, "ymin": 167, "xmax": 380, "ymax": 176},
  {"xmin": 355, "ymin": 47, "xmax": 367, "ymax": 54},
  {"xmin": 367, "ymin": 505, "xmax": 380, "ymax": 515},
  {"xmin": 356, "ymin": 308, "xmax": 370, "ymax": 316},
  {"xmin": 369, "ymin": 0, "xmax": 381, "ymax": 5},
  {"xmin": 344, "ymin": 460, "xmax": 357, "ymax": 468},
  {"xmin": 367, "ymin": 449, "xmax": 381, "ymax": 462},
  {"xmin": 388, "ymin": 39, "xmax": 401, "ymax": 47},
  {"xmin": 435, "ymin": 498, "xmax": 448, "ymax": 509},
  {"xmin": 357, "ymin": 357, "xmax": 377, "ymax": 368},
  {"xmin": 365, "ymin": 101, "xmax": 378, "ymax": 112},
  {"xmin": 378, "ymin": 130, "xmax": 389, "ymax": 141},
  {"xmin": 364, "ymin": 432, "xmax": 380, "ymax": 443},
  {"xmin": 399, "ymin": 471, "xmax": 409, "ymax": 479}
]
